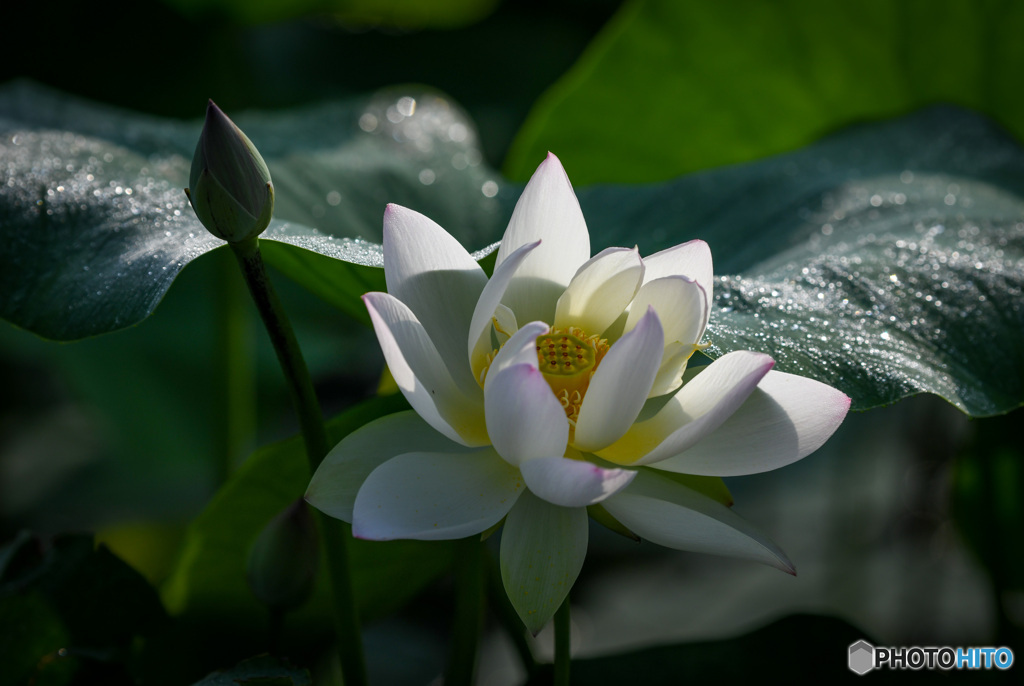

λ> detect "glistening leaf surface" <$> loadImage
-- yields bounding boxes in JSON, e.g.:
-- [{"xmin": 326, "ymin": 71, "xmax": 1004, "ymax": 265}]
[
  {"xmin": 575, "ymin": 108, "xmax": 1024, "ymax": 416},
  {"xmin": 0, "ymin": 82, "xmax": 507, "ymax": 338}
]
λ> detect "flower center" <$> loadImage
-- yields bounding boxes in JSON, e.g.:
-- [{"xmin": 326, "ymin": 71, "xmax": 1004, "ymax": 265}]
[
  {"xmin": 535, "ymin": 326, "xmax": 609, "ymax": 427},
  {"xmin": 478, "ymin": 322, "xmax": 610, "ymax": 432}
]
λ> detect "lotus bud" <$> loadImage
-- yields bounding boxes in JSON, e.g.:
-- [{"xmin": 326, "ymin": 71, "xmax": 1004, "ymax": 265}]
[
  {"xmin": 246, "ymin": 499, "xmax": 319, "ymax": 610},
  {"xmin": 185, "ymin": 100, "xmax": 274, "ymax": 243}
]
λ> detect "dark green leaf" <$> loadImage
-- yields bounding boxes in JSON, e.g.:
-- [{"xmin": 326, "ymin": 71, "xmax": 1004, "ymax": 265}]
[
  {"xmin": 0, "ymin": 532, "xmax": 167, "ymax": 685},
  {"xmin": 0, "ymin": 533, "xmax": 168, "ymax": 649},
  {"xmin": 191, "ymin": 656, "xmax": 309, "ymax": 686},
  {"xmin": 0, "ymin": 593, "xmax": 73, "ymax": 686},
  {"xmin": 506, "ymin": 0, "xmax": 1024, "ymax": 184},
  {"xmin": 162, "ymin": 393, "xmax": 455, "ymax": 633}
]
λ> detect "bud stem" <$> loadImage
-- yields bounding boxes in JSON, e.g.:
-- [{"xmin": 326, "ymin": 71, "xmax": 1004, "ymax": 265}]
[
  {"xmin": 229, "ymin": 237, "xmax": 367, "ymax": 686},
  {"xmin": 230, "ymin": 238, "xmax": 329, "ymax": 462}
]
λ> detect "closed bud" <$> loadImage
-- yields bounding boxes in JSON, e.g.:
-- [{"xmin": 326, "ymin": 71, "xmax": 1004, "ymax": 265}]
[
  {"xmin": 185, "ymin": 100, "xmax": 274, "ymax": 243},
  {"xmin": 246, "ymin": 499, "xmax": 319, "ymax": 611}
]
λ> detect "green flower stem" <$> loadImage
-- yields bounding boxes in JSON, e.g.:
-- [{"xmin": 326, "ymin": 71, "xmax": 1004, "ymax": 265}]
[
  {"xmin": 230, "ymin": 238, "xmax": 329, "ymax": 463},
  {"xmin": 554, "ymin": 597, "xmax": 571, "ymax": 686},
  {"xmin": 229, "ymin": 237, "xmax": 366, "ymax": 686},
  {"xmin": 484, "ymin": 549, "xmax": 538, "ymax": 678},
  {"xmin": 445, "ymin": 537, "xmax": 484, "ymax": 686}
]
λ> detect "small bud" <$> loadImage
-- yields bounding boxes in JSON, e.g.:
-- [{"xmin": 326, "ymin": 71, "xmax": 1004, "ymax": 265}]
[
  {"xmin": 246, "ymin": 500, "xmax": 319, "ymax": 610},
  {"xmin": 185, "ymin": 100, "xmax": 274, "ymax": 243}
]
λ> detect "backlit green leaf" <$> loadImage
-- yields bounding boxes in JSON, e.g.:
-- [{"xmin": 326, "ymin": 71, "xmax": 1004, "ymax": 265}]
[
  {"xmin": 506, "ymin": 0, "xmax": 1024, "ymax": 184},
  {"xmin": 162, "ymin": 393, "xmax": 454, "ymax": 637}
]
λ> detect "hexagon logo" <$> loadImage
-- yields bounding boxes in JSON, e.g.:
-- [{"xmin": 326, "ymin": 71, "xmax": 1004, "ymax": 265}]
[{"xmin": 849, "ymin": 640, "xmax": 875, "ymax": 675}]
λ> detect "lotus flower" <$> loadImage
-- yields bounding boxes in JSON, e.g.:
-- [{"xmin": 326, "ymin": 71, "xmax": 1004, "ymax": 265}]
[{"xmin": 307, "ymin": 153, "xmax": 850, "ymax": 632}]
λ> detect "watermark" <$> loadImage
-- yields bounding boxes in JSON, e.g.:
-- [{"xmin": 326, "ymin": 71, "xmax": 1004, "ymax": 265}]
[{"xmin": 848, "ymin": 640, "xmax": 1014, "ymax": 675}]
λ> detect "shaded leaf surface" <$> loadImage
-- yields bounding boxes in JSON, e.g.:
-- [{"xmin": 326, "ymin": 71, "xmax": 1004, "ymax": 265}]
[
  {"xmin": 0, "ymin": 592, "xmax": 73, "ymax": 686},
  {"xmin": 0, "ymin": 533, "xmax": 167, "ymax": 647},
  {"xmin": 191, "ymin": 656, "xmax": 310, "ymax": 686},
  {"xmin": 546, "ymin": 614, "xmax": 959, "ymax": 685},
  {"xmin": 0, "ymin": 532, "xmax": 167, "ymax": 686}
]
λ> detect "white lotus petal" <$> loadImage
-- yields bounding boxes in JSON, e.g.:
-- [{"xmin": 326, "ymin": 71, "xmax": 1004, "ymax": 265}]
[
  {"xmin": 500, "ymin": 490, "xmax": 588, "ymax": 634},
  {"xmin": 647, "ymin": 342, "xmax": 699, "ymax": 398},
  {"xmin": 306, "ymin": 411, "xmax": 467, "ymax": 522},
  {"xmin": 495, "ymin": 153, "xmax": 591, "ymax": 324},
  {"xmin": 352, "ymin": 449, "xmax": 523, "ymax": 541},
  {"xmin": 642, "ymin": 239, "xmax": 714, "ymax": 309},
  {"xmin": 363, "ymin": 292, "xmax": 487, "ymax": 446},
  {"xmin": 469, "ymin": 240, "xmax": 540, "ymax": 379},
  {"xmin": 598, "ymin": 350, "xmax": 774, "ymax": 465},
  {"xmin": 651, "ymin": 370, "xmax": 851, "ymax": 476},
  {"xmin": 624, "ymin": 275, "xmax": 708, "ymax": 347},
  {"xmin": 520, "ymin": 457, "xmax": 636, "ymax": 507},
  {"xmin": 486, "ymin": 364, "xmax": 568, "ymax": 466},
  {"xmin": 603, "ymin": 470, "xmax": 794, "ymax": 573},
  {"xmin": 553, "ymin": 247, "xmax": 644, "ymax": 335},
  {"xmin": 574, "ymin": 308, "xmax": 664, "ymax": 452},
  {"xmin": 383, "ymin": 204, "xmax": 486, "ymax": 393}
]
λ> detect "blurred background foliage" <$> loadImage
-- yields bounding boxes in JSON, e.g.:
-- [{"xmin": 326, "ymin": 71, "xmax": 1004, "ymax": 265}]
[
  {"xmin": 505, "ymin": 0, "xmax": 1024, "ymax": 184},
  {"xmin": 2, "ymin": 0, "xmax": 1023, "ymax": 684}
]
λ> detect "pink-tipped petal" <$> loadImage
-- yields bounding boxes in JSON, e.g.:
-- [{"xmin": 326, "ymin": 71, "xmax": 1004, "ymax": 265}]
[
  {"xmin": 574, "ymin": 308, "xmax": 664, "ymax": 452},
  {"xmin": 520, "ymin": 457, "xmax": 636, "ymax": 507},
  {"xmin": 500, "ymin": 491, "xmax": 588, "ymax": 634},
  {"xmin": 352, "ymin": 449, "xmax": 523, "ymax": 541},
  {"xmin": 363, "ymin": 292, "xmax": 487, "ymax": 446},
  {"xmin": 383, "ymin": 204, "xmax": 486, "ymax": 393},
  {"xmin": 553, "ymin": 247, "xmax": 644, "ymax": 335},
  {"xmin": 485, "ymin": 364, "xmax": 569, "ymax": 466},
  {"xmin": 651, "ymin": 370, "xmax": 851, "ymax": 476},
  {"xmin": 597, "ymin": 350, "xmax": 775, "ymax": 466},
  {"xmin": 603, "ymin": 470, "xmax": 794, "ymax": 574},
  {"xmin": 495, "ymin": 153, "xmax": 591, "ymax": 324}
]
